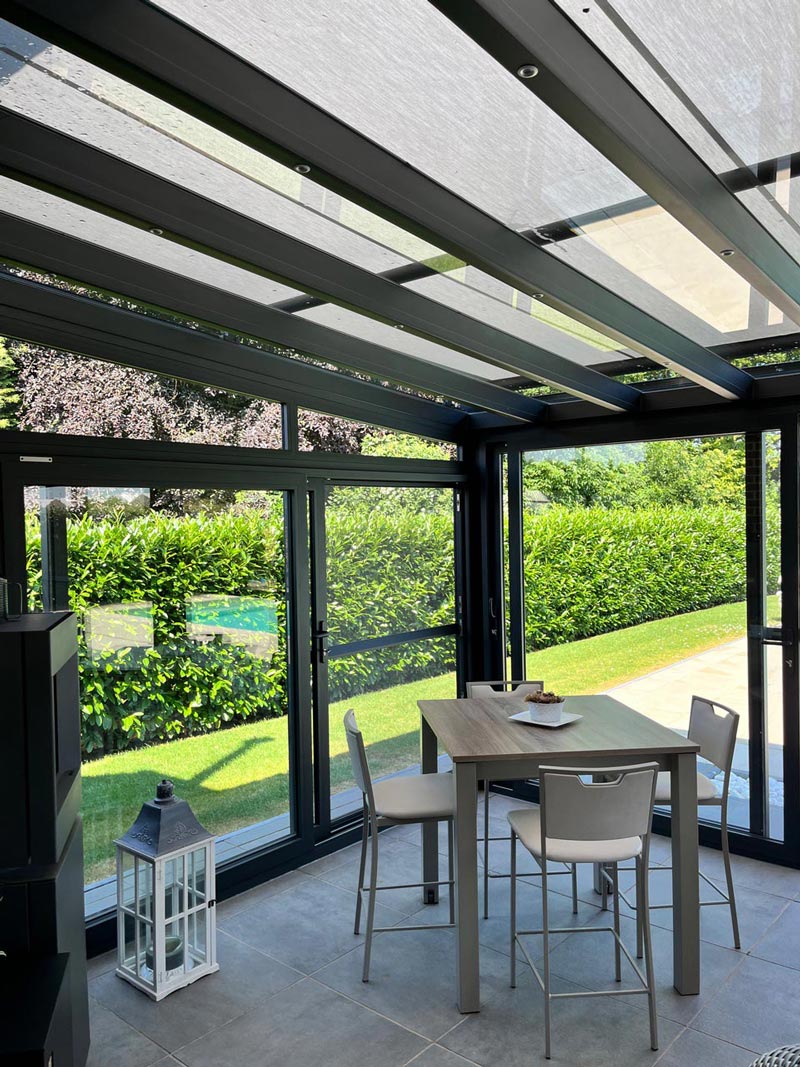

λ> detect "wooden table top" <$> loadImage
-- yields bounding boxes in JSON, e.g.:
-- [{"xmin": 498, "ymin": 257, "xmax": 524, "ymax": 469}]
[{"xmin": 418, "ymin": 694, "xmax": 700, "ymax": 763}]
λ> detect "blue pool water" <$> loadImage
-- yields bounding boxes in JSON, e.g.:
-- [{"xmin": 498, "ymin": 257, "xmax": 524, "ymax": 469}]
[{"xmin": 186, "ymin": 596, "xmax": 278, "ymax": 634}]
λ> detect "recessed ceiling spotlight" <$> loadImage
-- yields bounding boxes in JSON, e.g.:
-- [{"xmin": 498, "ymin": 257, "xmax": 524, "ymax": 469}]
[
  {"xmin": 720, "ymin": 248, "xmax": 736, "ymax": 256},
  {"xmin": 517, "ymin": 64, "xmax": 539, "ymax": 79},
  {"xmin": 532, "ymin": 292, "xmax": 544, "ymax": 299},
  {"xmin": 294, "ymin": 163, "xmax": 311, "ymax": 174},
  {"xmin": 149, "ymin": 227, "xmax": 164, "ymax": 236},
  {"xmin": 394, "ymin": 324, "xmax": 405, "ymax": 329}
]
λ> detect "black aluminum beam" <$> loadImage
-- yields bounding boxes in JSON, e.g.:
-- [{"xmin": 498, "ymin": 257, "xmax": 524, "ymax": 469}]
[
  {"xmin": 0, "ymin": 1, "xmax": 746, "ymax": 403},
  {"xmin": 0, "ymin": 273, "xmax": 465, "ymax": 441},
  {"xmin": 0, "ymin": 213, "xmax": 545, "ymax": 423},
  {"xmin": 432, "ymin": 0, "xmax": 800, "ymax": 364},
  {"xmin": 0, "ymin": 110, "xmax": 636, "ymax": 414}
]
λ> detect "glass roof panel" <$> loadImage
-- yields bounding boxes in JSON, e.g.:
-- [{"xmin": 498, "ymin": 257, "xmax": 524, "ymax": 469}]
[
  {"xmin": 0, "ymin": 175, "xmax": 514, "ymax": 386},
  {"xmin": 0, "ymin": 19, "xmax": 624, "ymax": 368},
  {"xmin": 554, "ymin": 0, "xmax": 800, "ymax": 307},
  {"xmin": 151, "ymin": 0, "xmax": 799, "ymax": 346}
]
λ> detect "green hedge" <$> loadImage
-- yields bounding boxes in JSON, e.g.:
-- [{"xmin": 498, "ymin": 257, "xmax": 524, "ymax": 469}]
[
  {"xmin": 25, "ymin": 502, "xmax": 764, "ymax": 759},
  {"xmin": 522, "ymin": 506, "xmax": 753, "ymax": 648}
]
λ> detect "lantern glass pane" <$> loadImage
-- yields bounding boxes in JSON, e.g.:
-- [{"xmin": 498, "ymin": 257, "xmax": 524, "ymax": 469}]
[
  {"xmin": 120, "ymin": 851, "xmax": 135, "ymax": 910},
  {"xmin": 122, "ymin": 910, "xmax": 136, "ymax": 971},
  {"xmin": 136, "ymin": 857, "xmax": 154, "ymax": 920},
  {"xmin": 188, "ymin": 848, "xmax": 206, "ymax": 906},
  {"xmin": 164, "ymin": 855, "xmax": 186, "ymax": 920},
  {"xmin": 140, "ymin": 920, "xmax": 155, "ymax": 984},
  {"xmin": 164, "ymin": 918, "xmax": 187, "ymax": 977},
  {"xmin": 187, "ymin": 908, "xmax": 208, "ymax": 971}
]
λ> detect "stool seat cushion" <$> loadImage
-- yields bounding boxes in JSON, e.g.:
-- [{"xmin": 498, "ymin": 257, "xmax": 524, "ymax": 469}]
[
  {"xmin": 654, "ymin": 770, "xmax": 719, "ymax": 805},
  {"xmin": 507, "ymin": 808, "xmax": 643, "ymax": 864},
  {"xmin": 373, "ymin": 772, "xmax": 454, "ymax": 822}
]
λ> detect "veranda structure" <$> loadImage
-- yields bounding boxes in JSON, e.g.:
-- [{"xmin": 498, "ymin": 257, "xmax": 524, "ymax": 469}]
[{"xmin": 0, "ymin": 0, "xmax": 799, "ymax": 956}]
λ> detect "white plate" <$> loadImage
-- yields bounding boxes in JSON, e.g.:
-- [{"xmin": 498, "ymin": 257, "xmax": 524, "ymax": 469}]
[{"xmin": 508, "ymin": 709, "xmax": 583, "ymax": 729}]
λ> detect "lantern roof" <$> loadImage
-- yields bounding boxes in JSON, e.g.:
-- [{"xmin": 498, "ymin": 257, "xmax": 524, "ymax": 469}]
[{"xmin": 116, "ymin": 779, "xmax": 213, "ymax": 860}]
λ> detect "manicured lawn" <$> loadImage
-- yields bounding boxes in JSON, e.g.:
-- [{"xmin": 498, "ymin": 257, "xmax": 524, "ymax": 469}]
[{"xmin": 82, "ymin": 600, "xmax": 753, "ymax": 883}]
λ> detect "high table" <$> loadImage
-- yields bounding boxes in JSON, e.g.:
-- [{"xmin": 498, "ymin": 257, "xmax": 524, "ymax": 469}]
[{"xmin": 418, "ymin": 693, "xmax": 701, "ymax": 1013}]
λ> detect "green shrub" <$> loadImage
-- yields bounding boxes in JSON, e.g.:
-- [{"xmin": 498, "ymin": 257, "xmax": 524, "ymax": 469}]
[{"xmin": 523, "ymin": 506, "xmax": 750, "ymax": 649}]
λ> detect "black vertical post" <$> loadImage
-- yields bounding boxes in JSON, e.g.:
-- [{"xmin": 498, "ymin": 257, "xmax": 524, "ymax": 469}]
[
  {"xmin": 745, "ymin": 433, "xmax": 767, "ymax": 838},
  {"xmin": 309, "ymin": 482, "xmax": 331, "ymax": 837},
  {"xmin": 507, "ymin": 449, "xmax": 526, "ymax": 681},
  {"xmin": 286, "ymin": 484, "xmax": 315, "ymax": 851},
  {"xmin": 283, "ymin": 403, "xmax": 299, "ymax": 452},
  {"xmin": 780, "ymin": 417, "xmax": 800, "ymax": 858},
  {"xmin": 463, "ymin": 441, "xmax": 505, "ymax": 683},
  {"xmin": 453, "ymin": 484, "xmax": 467, "ymax": 697},
  {"xmin": 40, "ymin": 486, "xmax": 69, "ymax": 611}
]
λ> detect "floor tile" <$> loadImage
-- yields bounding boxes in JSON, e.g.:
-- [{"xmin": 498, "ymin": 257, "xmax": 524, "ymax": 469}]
[
  {"xmin": 312, "ymin": 837, "xmax": 450, "ymax": 917},
  {"xmin": 87, "ymin": 949, "xmax": 118, "ymax": 981},
  {"xmin": 174, "ymin": 977, "xmax": 427, "ymax": 1067},
  {"xmin": 654, "ymin": 1028, "xmax": 753, "ymax": 1067},
  {"xmin": 409, "ymin": 1045, "xmax": 482, "ymax": 1066},
  {"xmin": 440, "ymin": 969, "xmax": 682, "ymax": 1067},
  {"xmin": 698, "ymin": 848, "xmax": 800, "ymax": 901},
  {"xmin": 92, "ymin": 929, "xmax": 301, "ymax": 1051},
  {"xmin": 691, "ymin": 954, "xmax": 800, "ymax": 1053},
  {"xmin": 215, "ymin": 868, "xmax": 308, "ymax": 919},
  {"xmin": 218, "ymin": 870, "xmax": 403, "ymax": 974},
  {"xmin": 749, "ymin": 900, "xmax": 800, "ymax": 969},
  {"xmin": 314, "ymin": 928, "xmax": 511, "ymax": 1041},
  {"xmin": 86, "ymin": 1001, "xmax": 165, "ymax": 1067},
  {"xmin": 648, "ymin": 876, "xmax": 788, "ymax": 951},
  {"xmin": 542, "ymin": 909, "xmax": 745, "ymax": 1025}
]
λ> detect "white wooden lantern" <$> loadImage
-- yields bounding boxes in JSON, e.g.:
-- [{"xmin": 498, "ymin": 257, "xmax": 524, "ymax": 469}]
[{"xmin": 115, "ymin": 779, "xmax": 218, "ymax": 1000}]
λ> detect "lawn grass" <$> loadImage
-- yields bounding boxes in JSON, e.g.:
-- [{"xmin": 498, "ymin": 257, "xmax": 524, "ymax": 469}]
[{"xmin": 82, "ymin": 600, "xmax": 751, "ymax": 882}]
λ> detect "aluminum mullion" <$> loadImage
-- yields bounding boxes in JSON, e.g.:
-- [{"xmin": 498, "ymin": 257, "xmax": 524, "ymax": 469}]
[
  {"xmin": 0, "ymin": 212, "xmax": 544, "ymax": 423},
  {"xmin": 0, "ymin": 111, "xmax": 636, "ymax": 413}
]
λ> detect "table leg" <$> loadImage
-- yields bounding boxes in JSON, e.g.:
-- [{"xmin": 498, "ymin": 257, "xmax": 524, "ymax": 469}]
[
  {"xmin": 420, "ymin": 713, "xmax": 440, "ymax": 905},
  {"xmin": 671, "ymin": 751, "xmax": 700, "ymax": 994},
  {"xmin": 454, "ymin": 760, "xmax": 480, "ymax": 1013}
]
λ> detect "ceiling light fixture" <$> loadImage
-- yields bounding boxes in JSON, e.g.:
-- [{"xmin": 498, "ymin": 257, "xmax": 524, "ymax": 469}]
[
  {"xmin": 294, "ymin": 163, "xmax": 311, "ymax": 174},
  {"xmin": 517, "ymin": 64, "xmax": 539, "ymax": 79}
]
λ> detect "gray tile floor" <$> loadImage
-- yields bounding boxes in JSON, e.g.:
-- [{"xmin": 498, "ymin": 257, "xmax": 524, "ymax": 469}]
[{"xmin": 86, "ymin": 792, "xmax": 800, "ymax": 1067}]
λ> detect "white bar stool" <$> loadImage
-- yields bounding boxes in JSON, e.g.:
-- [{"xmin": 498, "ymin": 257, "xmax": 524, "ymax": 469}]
[
  {"xmin": 508, "ymin": 763, "xmax": 660, "ymax": 1060},
  {"xmin": 344, "ymin": 710, "xmax": 455, "ymax": 982}
]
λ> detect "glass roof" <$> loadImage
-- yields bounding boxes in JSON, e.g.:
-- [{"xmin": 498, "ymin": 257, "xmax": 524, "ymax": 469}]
[
  {"xmin": 4, "ymin": 2, "xmax": 800, "ymax": 423},
  {"xmin": 150, "ymin": 0, "xmax": 800, "ymax": 346},
  {"xmin": 0, "ymin": 19, "xmax": 631, "ymax": 382}
]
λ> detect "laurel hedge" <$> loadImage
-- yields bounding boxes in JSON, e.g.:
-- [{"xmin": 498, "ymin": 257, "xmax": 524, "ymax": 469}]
[{"xmin": 24, "ymin": 502, "xmax": 761, "ymax": 758}]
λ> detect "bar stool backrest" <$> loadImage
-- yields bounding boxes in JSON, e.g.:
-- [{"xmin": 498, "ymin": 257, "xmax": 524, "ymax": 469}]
[
  {"xmin": 467, "ymin": 680, "xmax": 544, "ymax": 699},
  {"xmin": 539, "ymin": 763, "xmax": 659, "ymax": 846},
  {"xmin": 688, "ymin": 696, "xmax": 739, "ymax": 774},
  {"xmin": 344, "ymin": 710, "xmax": 375, "ymax": 809}
]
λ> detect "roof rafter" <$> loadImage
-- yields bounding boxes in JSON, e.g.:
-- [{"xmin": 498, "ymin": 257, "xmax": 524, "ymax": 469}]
[
  {"xmin": 0, "ymin": 108, "xmax": 637, "ymax": 413},
  {"xmin": 0, "ymin": 272, "xmax": 467, "ymax": 441},
  {"xmin": 0, "ymin": 0, "xmax": 745, "ymax": 400},
  {"xmin": 0, "ymin": 212, "xmax": 546, "ymax": 423}
]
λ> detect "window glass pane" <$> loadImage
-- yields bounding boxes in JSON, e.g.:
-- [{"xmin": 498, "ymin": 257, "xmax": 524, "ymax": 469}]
[
  {"xmin": 25, "ymin": 485, "xmax": 291, "ymax": 917},
  {"xmin": 298, "ymin": 411, "xmax": 456, "ymax": 458},
  {"xmin": 520, "ymin": 437, "xmax": 751, "ymax": 831},
  {"xmin": 329, "ymin": 636, "xmax": 457, "ymax": 822},
  {"xmin": 4, "ymin": 337, "xmax": 283, "ymax": 448},
  {"xmin": 325, "ymin": 484, "xmax": 455, "ymax": 646}
]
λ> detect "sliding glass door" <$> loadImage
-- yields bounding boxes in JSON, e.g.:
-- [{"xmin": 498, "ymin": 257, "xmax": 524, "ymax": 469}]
[
  {"xmin": 310, "ymin": 480, "xmax": 463, "ymax": 832},
  {"xmin": 504, "ymin": 425, "xmax": 800, "ymax": 866}
]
